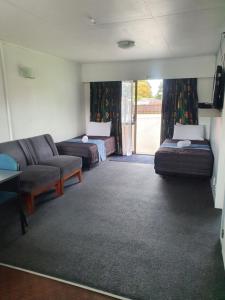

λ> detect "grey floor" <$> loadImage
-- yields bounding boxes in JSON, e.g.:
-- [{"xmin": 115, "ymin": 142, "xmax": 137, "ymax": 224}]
[{"xmin": 0, "ymin": 161, "xmax": 225, "ymax": 300}]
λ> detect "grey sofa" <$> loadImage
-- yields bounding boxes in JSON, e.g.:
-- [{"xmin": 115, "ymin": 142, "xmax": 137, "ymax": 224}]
[
  {"xmin": 0, "ymin": 134, "xmax": 82, "ymax": 214},
  {"xmin": 24, "ymin": 134, "xmax": 82, "ymax": 194}
]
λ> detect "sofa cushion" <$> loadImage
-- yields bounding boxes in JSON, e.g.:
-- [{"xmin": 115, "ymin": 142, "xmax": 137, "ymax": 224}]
[
  {"xmin": 28, "ymin": 134, "xmax": 59, "ymax": 163},
  {"xmin": 20, "ymin": 165, "xmax": 60, "ymax": 193},
  {"xmin": 0, "ymin": 141, "xmax": 28, "ymax": 170},
  {"xmin": 40, "ymin": 155, "xmax": 82, "ymax": 177}
]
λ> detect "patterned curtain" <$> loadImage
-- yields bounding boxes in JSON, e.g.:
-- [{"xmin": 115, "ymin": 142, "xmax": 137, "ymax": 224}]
[
  {"xmin": 160, "ymin": 78, "xmax": 199, "ymax": 143},
  {"xmin": 90, "ymin": 81, "xmax": 122, "ymax": 154}
]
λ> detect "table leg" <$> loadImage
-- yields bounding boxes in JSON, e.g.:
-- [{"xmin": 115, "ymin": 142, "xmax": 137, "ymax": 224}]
[{"xmin": 17, "ymin": 177, "xmax": 28, "ymax": 235}]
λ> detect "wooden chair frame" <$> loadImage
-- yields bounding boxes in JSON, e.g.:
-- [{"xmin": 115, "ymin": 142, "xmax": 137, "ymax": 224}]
[
  {"xmin": 23, "ymin": 168, "xmax": 82, "ymax": 215},
  {"xmin": 60, "ymin": 169, "xmax": 82, "ymax": 194},
  {"xmin": 23, "ymin": 180, "xmax": 61, "ymax": 215}
]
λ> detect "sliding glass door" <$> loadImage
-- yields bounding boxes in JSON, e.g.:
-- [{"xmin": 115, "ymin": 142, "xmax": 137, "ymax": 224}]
[
  {"xmin": 135, "ymin": 80, "xmax": 163, "ymax": 155},
  {"xmin": 121, "ymin": 81, "xmax": 136, "ymax": 155},
  {"xmin": 122, "ymin": 80, "xmax": 163, "ymax": 156}
]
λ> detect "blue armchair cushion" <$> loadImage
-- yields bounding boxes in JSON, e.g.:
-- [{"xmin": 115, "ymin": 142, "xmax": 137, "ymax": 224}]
[
  {"xmin": 0, "ymin": 154, "xmax": 19, "ymax": 203},
  {"xmin": 0, "ymin": 154, "xmax": 19, "ymax": 171},
  {"xmin": 0, "ymin": 141, "xmax": 27, "ymax": 170}
]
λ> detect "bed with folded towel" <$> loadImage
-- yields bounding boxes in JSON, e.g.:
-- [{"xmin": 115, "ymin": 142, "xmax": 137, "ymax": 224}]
[
  {"xmin": 154, "ymin": 139, "xmax": 214, "ymax": 177},
  {"xmin": 154, "ymin": 124, "xmax": 214, "ymax": 177},
  {"xmin": 56, "ymin": 135, "xmax": 116, "ymax": 168},
  {"xmin": 56, "ymin": 122, "xmax": 116, "ymax": 168}
]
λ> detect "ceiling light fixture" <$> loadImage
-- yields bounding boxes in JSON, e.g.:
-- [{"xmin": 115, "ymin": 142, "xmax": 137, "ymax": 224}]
[
  {"xmin": 117, "ymin": 40, "xmax": 135, "ymax": 49},
  {"xmin": 88, "ymin": 16, "xmax": 96, "ymax": 25}
]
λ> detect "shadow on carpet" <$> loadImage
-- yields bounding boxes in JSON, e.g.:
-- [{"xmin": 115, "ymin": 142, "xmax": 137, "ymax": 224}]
[
  {"xmin": 109, "ymin": 154, "xmax": 154, "ymax": 164},
  {"xmin": 0, "ymin": 162, "xmax": 225, "ymax": 300}
]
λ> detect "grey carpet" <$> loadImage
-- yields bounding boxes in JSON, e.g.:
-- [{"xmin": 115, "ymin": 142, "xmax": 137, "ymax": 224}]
[
  {"xmin": 109, "ymin": 154, "xmax": 154, "ymax": 164},
  {"xmin": 0, "ymin": 161, "xmax": 225, "ymax": 300}
]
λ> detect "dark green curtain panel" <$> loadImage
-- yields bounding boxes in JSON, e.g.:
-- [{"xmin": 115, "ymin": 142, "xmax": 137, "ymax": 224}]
[
  {"xmin": 160, "ymin": 78, "xmax": 199, "ymax": 143},
  {"xmin": 90, "ymin": 81, "xmax": 122, "ymax": 154}
]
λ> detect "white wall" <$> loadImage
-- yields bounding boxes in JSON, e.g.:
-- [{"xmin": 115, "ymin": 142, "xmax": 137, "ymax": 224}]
[
  {"xmin": 0, "ymin": 49, "xmax": 10, "ymax": 142},
  {"xmin": 218, "ymin": 91, "xmax": 225, "ymax": 268},
  {"xmin": 198, "ymin": 77, "xmax": 215, "ymax": 140},
  {"xmin": 215, "ymin": 112, "xmax": 225, "ymax": 207},
  {"xmin": 210, "ymin": 117, "xmax": 223, "ymax": 198},
  {"xmin": 82, "ymin": 55, "xmax": 215, "ymax": 82},
  {"xmin": 213, "ymin": 37, "xmax": 225, "ymax": 209},
  {"xmin": 197, "ymin": 78, "xmax": 214, "ymax": 103},
  {"xmin": 84, "ymin": 83, "xmax": 90, "ymax": 130},
  {"xmin": 0, "ymin": 41, "xmax": 84, "ymax": 143},
  {"xmin": 210, "ymin": 35, "xmax": 225, "ymax": 268}
]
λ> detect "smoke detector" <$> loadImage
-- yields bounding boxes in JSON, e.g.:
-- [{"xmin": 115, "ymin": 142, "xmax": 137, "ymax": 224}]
[{"xmin": 117, "ymin": 40, "xmax": 135, "ymax": 49}]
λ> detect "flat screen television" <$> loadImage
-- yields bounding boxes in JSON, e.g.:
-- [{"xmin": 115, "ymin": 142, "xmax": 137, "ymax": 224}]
[{"xmin": 212, "ymin": 65, "xmax": 225, "ymax": 110}]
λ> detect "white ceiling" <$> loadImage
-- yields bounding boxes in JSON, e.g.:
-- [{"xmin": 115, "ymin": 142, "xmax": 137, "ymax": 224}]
[{"xmin": 0, "ymin": 0, "xmax": 225, "ymax": 62}]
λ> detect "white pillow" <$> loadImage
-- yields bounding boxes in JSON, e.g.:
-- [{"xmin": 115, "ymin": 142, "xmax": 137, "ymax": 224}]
[
  {"xmin": 86, "ymin": 121, "xmax": 111, "ymax": 137},
  {"xmin": 173, "ymin": 124, "xmax": 204, "ymax": 140}
]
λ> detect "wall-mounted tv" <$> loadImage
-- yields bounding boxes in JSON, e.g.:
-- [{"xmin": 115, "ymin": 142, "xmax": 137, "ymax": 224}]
[{"xmin": 212, "ymin": 65, "xmax": 225, "ymax": 110}]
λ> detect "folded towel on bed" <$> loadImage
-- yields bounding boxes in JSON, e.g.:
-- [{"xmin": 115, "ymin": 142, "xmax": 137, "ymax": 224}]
[
  {"xmin": 82, "ymin": 135, "xmax": 88, "ymax": 143},
  {"xmin": 177, "ymin": 140, "xmax": 191, "ymax": 148}
]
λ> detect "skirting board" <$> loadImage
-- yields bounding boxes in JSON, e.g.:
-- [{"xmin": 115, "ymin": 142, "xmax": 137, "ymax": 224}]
[{"xmin": 0, "ymin": 263, "xmax": 132, "ymax": 300}]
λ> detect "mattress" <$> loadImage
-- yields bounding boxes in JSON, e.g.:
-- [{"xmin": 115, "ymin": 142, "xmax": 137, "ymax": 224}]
[
  {"xmin": 57, "ymin": 140, "xmax": 99, "ymax": 166},
  {"xmin": 56, "ymin": 136, "xmax": 116, "ymax": 168},
  {"xmin": 154, "ymin": 139, "xmax": 214, "ymax": 177},
  {"xmin": 85, "ymin": 136, "xmax": 116, "ymax": 157}
]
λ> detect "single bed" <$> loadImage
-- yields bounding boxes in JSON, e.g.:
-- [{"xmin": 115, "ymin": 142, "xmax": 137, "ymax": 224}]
[
  {"xmin": 56, "ymin": 135, "xmax": 116, "ymax": 169},
  {"xmin": 154, "ymin": 139, "xmax": 214, "ymax": 177}
]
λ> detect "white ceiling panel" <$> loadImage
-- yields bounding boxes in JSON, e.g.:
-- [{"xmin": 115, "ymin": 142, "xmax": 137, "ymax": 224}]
[
  {"xmin": 155, "ymin": 8, "xmax": 225, "ymax": 56},
  {"xmin": 167, "ymin": 34, "xmax": 221, "ymax": 58},
  {"xmin": 0, "ymin": 0, "xmax": 224, "ymax": 62},
  {"xmin": 156, "ymin": 8, "xmax": 225, "ymax": 34},
  {"xmin": 5, "ymin": 0, "xmax": 152, "ymax": 26},
  {"xmin": 148, "ymin": 0, "xmax": 225, "ymax": 17}
]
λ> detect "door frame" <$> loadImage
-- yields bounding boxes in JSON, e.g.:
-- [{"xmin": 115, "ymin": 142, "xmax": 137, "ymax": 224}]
[{"xmin": 133, "ymin": 80, "xmax": 138, "ymax": 154}]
